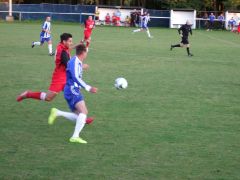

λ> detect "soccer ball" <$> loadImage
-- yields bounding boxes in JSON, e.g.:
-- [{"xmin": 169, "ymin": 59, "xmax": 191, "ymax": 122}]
[{"xmin": 114, "ymin": 77, "xmax": 128, "ymax": 89}]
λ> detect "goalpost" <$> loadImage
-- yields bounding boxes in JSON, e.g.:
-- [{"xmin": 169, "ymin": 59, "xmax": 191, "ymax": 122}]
[{"xmin": 6, "ymin": 0, "xmax": 14, "ymax": 21}]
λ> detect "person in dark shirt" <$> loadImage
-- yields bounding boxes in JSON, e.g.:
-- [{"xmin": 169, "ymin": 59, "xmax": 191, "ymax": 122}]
[{"xmin": 170, "ymin": 20, "xmax": 193, "ymax": 57}]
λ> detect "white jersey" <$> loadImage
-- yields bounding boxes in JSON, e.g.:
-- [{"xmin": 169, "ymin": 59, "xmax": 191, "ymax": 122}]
[
  {"xmin": 141, "ymin": 15, "xmax": 150, "ymax": 28},
  {"xmin": 40, "ymin": 21, "xmax": 51, "ymax": 38}
]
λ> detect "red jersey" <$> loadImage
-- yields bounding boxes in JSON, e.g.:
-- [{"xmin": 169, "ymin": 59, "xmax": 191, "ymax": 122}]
[
  {"xmin": 84, "ymin": 19, "xmax": 95, "ymax": 33},
  {"xmin": 105, "ymin": 15, "xmax": 111, "ymax": 22},
  {"xmin": 48, "ymin": 43, "xmax": 70, "ymax": 92}
]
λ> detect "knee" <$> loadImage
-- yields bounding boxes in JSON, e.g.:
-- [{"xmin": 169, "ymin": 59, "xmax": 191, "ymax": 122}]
[
  {"xmin": 83, "ymin": 109, "xmax": 88, "ymax": 115},
  {"xmin": 45, "ymin": 96, "xmax": 54, "ymax": 102}
]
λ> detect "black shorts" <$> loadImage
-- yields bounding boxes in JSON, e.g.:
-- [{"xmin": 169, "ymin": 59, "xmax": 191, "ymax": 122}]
[{"xmin": 181, "ymin": 37, "xmax": 189, "ymax": 45}]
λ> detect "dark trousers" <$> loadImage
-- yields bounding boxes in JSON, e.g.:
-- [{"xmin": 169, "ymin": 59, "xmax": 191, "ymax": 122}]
[{"xmin": 209, "ymin": 21, "xmax": 214, "ymax": 30}]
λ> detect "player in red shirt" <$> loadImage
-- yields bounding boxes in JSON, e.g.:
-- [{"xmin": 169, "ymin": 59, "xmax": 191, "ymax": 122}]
[
  {"xmin": 105, "ymin": 13, "xmax": 111, "ymax": 25},
  {"xmin": 16, "ymin": 33, "xmax": 94, "ymax": 124},
  {"xmin": 17, "ymin": 33, "xmax": 73, "ymax": 102},
  {"xmin": 82, "ymin": 16, "xmax": 95, "ymax": 51}
]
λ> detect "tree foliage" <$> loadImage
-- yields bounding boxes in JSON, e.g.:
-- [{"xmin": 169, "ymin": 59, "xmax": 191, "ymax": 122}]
[{"xmin": 9, "ymin": 0, "xmax": 240, "ymax": 10}]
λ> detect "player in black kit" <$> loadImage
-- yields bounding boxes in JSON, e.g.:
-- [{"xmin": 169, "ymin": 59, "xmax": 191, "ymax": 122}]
[{"xmin": 170, "ymin": 20, "xmax": 193, "ymax": 57}]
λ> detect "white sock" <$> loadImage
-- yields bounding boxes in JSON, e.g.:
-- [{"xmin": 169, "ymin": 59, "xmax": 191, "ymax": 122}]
[
  {"xmin": 56, "ymin": 110, "xmax": 78, "ymax": 122},
  {"xmin": 40, "ymin": 92, "xmax": 46, "ymax": 100},
  {"xmin": 33, "ymin": 42, "xmax": 41, "ymax": 46},
  {"xmin": 48, "ymin": 44, "xmax": 52, "ymax": 54},
  {"xmin": 133, "ymin": 29, "xmax": 141, "ymax": 33},
  {"xmin": 146, "ymin": 29, "xmax": 151, "ymax": 37},
  {"xmin": 72, "ymin": 113, "xmax": 86, "ymax": 138}
]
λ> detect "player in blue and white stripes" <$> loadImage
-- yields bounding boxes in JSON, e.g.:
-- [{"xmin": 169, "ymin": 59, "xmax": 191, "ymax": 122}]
[
  {"xmin": 48, "ymin": 44, "xmax": 98, "ymax": 144},
  {"xmin": 133, "ymin": 12, "xmax": 153, "ymax": 38},
  {"xmin": 32, "ymin": 16, "xmax": 54, "ymax": 56}
]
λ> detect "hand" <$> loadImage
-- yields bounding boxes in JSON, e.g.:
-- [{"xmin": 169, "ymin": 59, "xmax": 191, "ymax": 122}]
[
  {"xmin": 83, "ymin": 64, "xmax": 89, "ymax": 70},
  {"xmin": 90, "ymin": 87, "xmax": 98, "ymax": 93}
]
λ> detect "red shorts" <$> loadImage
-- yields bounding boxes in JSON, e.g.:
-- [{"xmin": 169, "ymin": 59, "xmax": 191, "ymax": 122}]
[
  {"xmin": 48, "ymin": 74, "xmax": 66, "ymax": 93},
  {"xmin": 84, "ymin": 31, "xmax": 92, "ymax": 40},
  {"xmin": 48, "ymin": 82, "xmax": 65, "ymax": 93}
]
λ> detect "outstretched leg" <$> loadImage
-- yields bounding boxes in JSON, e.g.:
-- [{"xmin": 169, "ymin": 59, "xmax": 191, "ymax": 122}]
[
  {"xmin": 170, "ymin": 44, "xmax": 181, "ymax": 50},
  {"xmin": 17, "ymin": 90, "xmax": 57, "ymax": 102}
]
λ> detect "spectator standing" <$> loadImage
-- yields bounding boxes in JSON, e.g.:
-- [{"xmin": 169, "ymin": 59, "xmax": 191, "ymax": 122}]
[
  {"xmin": 115, "ymin": 9, "xmax": 121, "ymax": 26},
  {"xmin": 112, "ymin": 13, "xmax": 117, "ymax": 26},
  {"xmin": 218, "ymin": 13, "xmax": 224, "ymax": 30},
  {"xmin": 207, "ymin": 13, "xmax": 215, "ymax": 31},
  {"xmin": 130, "ymin": 9, "xmax": 137, "ymax": 27},
  {"xmin": 95, "ymin": 9, "xmax": 100, "ymax": 25},
  {"xmin": 228, "ymin": 17, "xmax": 236, "ymax": 31},
  {"xmin": 125, "ymin": 16, "xmax": 131, "ymax": 27},
  {"xmin": 105, "ymin": 13, "xmax": 111, "ymax": 25},
  {"xmin": 202, "ymin": 12, "xmax": 208, "ymax": 29}
]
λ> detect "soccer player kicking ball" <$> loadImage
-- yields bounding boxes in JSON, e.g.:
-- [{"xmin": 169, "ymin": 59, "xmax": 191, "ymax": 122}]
[
  {"xmin": 170, "ymin": 20, "xmax": 193, "ymax": 57},
  {"xmin": 82, "ymin": 16, "xmax": 95, "ymax": 52},
  {"xmin": 133, "ymin": 12, "xmax": 153, "ymax": 38},
  {"xmin": 48, "ymin": 44, "xmax": 98, "ymax": 144},
  {"xmin": 32, "ymin": 16, "xmax": 54, "ymax": 56}
]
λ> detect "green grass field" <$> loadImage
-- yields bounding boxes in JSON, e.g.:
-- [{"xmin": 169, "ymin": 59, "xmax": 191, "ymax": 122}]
[{"xmin": 0, "ymin": 22, "xmax": 240, "ymax": 179}]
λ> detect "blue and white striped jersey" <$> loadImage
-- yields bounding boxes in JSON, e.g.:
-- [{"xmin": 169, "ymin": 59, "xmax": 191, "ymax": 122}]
[
  {"xmin": 65, "ymin": 56, "xmax": 91, "ymax": 92},
  {"xmin": 40, "ymin": 21, "xmax": 51, "ymax": 38},
  {"xmin": 141, "ymin": 15, "xmax": 150, "ymax": 28}
]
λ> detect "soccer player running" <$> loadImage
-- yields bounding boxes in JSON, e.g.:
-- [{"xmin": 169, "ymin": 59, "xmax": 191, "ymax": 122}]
[
  {"xmin": 133, "ymin": 12, "xmax": 153, "ymax": 38},
  {"xmin": 32, "ymin": 16, "xmax": 54, "ymax": 56},
  {"xmin": 48, "ymin": 44, "xmax": 98, "ymax": 144},
  {"xmin": 82, "ymin": 16, "xmax": 95, "ymax": 52},
  {"xmin": 170, "ymin": 20, "xmax": 193, "ymax": 57},
  {"xmin": 17, "ymin": 33, "xmax": 73, "ymax": 102},
  {"xmin": 17, "ymin": 33, "xmax": 94, "ymax": 124}
]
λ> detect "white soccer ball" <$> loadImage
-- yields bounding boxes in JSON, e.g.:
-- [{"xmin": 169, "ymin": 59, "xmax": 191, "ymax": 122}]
[{"xmin": 114, "ymin": 77, "xmax": 128, "ymax": 89}]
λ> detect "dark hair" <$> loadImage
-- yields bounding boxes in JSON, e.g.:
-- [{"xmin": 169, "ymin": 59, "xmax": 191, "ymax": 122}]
[
  {"xmin": 76, "ymin": 44, "xmax": 87, "ymax": 55},
  {"xmin": 60, "ymin": 33, "xmax": 72, "ymax": 42}
]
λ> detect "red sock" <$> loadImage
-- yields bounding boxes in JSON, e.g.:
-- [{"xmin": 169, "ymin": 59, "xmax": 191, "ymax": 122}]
[
  {"xmin": 26, "ymin": 91, "xmax": 41, "ymax": 100},
  {"xmin": 86, "ymin": 41, "xmax": 90, "ymax": 48}
]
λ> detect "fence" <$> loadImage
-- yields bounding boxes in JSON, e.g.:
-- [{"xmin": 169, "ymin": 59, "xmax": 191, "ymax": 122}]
[
  {"xmin": 0, "ymin": 3, "xmax": 95, "ymax": 23},
  {"xmin": 0, "ymin": 3, "xmax": 238, "ymax": 29}
]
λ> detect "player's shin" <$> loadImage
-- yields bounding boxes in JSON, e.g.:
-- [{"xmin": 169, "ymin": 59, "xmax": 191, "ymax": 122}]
[
  {"xmin": 48, "ymin": 44, "xmax": 53, "ymax": 54},
  {"xmin": 187, "ymin": 47, "xmax": 190, "ymax": 55},
  {"xmin": 33, "ymin": 42, "xmax": 41, "ymax": 46},
  {"xmin": 133, "ymin": 29, "xmax": 141, "ymax": 32},
  {"xmin": 146, "ymin": 29, "xmax": 151, "ymax": 37},
  {"xmin": 72, "ymin": 113, "xmax": 86, "ymax": 138},
  {"xmin": 26, "ymin": 91, "xmax": 46, "ymax": 100}
]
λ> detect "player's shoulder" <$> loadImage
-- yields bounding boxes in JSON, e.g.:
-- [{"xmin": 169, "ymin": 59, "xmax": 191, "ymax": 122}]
[
  {"xmin": 56, "ymin": 43, "xmax": 63, "ymax": 49},
  {"xmin": 69, "ymin": 56, "xmax": 77, "ymax": 63},
  {"xmin": 42, "ymin": 21, "xmax": 47, "ymax": 26}
]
